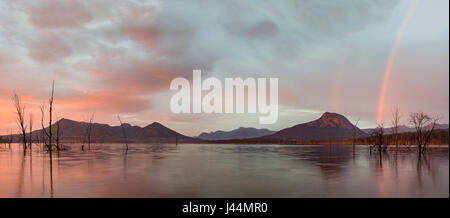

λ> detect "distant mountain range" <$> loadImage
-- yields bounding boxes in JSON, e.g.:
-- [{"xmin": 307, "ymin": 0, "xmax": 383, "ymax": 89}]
[
  {"xmin": 259, "ymin": 112, "xmax": 368, "ymax": 142},
  {"xmin": 198, "ymin": 127, "xmax": 275, "ymax": 140},
  {"xmin": 27, "ymin": 118, "xmax": 197, "ymax": 143},
  {"xmin": 362, "ymin": 123, "xmax": 449, "ymax": 135},
  {"xmin": 2, "ymin": 113, "xmax": 448, "ymax": 144}
]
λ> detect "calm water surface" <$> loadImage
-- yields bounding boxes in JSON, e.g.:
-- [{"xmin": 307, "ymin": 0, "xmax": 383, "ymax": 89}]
[{"xmin": 0, "ymin": 143, "xmax": 448, "ymax": 198}]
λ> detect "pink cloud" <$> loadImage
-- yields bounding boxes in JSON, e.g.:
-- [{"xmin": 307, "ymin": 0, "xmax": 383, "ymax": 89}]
[
  {"xmin": 28, "ymin": 0, "xmax": 92, "ymax": 29},
  {"xmin": 122, "ymin": 25, "xmax": 160, "ymax": 50},
  {"xmin": 83, "ymin": 58, "xmax": 190, "ymax": 95},
  {"xmin": 0, "ymin": 53, "xmax": 16, "ymax": 66},
  {"xmin": 57, "ymin": 91, "xmax": 151, "ymax": 114},
  {"xmin": 28, "ymin": 36, "xmax": 71, "ymax": 63}
]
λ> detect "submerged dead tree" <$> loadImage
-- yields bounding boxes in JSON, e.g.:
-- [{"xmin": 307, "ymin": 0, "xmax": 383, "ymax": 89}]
[
  {"xmin": 29, "ymin": 113, "xmax": 33, "ymax": 154},
  {"xmin": 55, "ymin": 116, "xmax": 64, "ymax": 151},
  {"xmin": 352, "ymin": 118, "xmax": 360, "ymax": 148},
  {"xmin": 370, "ymin": 123, "xmax": 386, "ymax": 156},
  {"xmin": 40, "ymin": 81, "xmax": 55, "ymax": 156},
  {"xmin": 82, "ymin": 113, "xmax": 95, "ymax": 151},
  {"xmin": 117, "ymin": 115, "xmax": 128, "ymax": 152},
  {"xmin": 391, "ymin": 107, "xmax": 401, "ymax": 150},
  {"xmin": 55, "ymin": 116, "xmax": 63, "ymax": 151},
  {"xmin": 13, "ymin": 93, "xmax": 28, "ymax": 155},
  {"xmin": 409, "ymin": 112, "xmax": 439, "ymax": 156}
]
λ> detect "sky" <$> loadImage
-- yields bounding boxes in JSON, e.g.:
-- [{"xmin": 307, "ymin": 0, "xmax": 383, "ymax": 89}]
[{"xmin": 0, "ymin": 0, "xmax": 448, "ymax": 136}]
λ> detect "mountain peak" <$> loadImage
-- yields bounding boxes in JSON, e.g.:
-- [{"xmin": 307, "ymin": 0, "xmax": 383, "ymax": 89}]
[
  {"xmin": 262, "ymin": 112, "xmax": 367, "ymax": 141},
  {"xmin": 307, "ymin": 112, "xmax": 354, "ymax": 129},
  {"xmin": 320, "ymin": 112, "xmax": 342, "ymax": 118},
  {"xmin": 57, "ymin": 118, "xmax": 70, "ymax": 122},
  {"xmin": 121, "ymin": 123, "xmax": 132, "ymax": 128},
  {"xmin": 144, "ymin": 122, "xmax": 172, "ymax": 131},
  {"xmin": 55, "ymin": 118, "xmax": 77, "ymax": 125},
  {"xmin": 148, "ymin": 122, "xmax": 164, "ymax": 127}
]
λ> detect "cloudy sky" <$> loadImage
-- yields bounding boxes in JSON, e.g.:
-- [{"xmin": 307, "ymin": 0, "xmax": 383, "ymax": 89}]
[{"xmin": 0, "ymin": 0, "xmax": 448, "ymax": 136}]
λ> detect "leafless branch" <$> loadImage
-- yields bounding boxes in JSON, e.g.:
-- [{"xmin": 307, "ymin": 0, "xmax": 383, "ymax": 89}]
[
  {"xmin": 409, "ymin": 112, "xmax": 440, "ymax": 155},
  {"xmin": 13, "ymin": 93, "xmax": 27, "ymax": 155},
  {"xmin": 29, "ymin": 113, "xmax": 33, "ymax": 154},
  {"xmin": 352, "ymin": 118, "xmax": 360, "ymax": 147},
  {"xmin": 391, "ymin": 107, "xmax": 401, "ymax": 149},
  {"xmin": 117, "ymin": 115, "xmax": 129, "ymax": 152}
]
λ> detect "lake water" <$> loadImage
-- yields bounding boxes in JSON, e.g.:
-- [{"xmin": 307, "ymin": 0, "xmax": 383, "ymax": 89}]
[{"xmin": 0, "ymin": 143, "xmax": 448, "ymax": 198}]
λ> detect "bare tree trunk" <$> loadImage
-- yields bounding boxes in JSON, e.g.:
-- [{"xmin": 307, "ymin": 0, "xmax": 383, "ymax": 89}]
[
  {"xmin": 29, "ymin": 113, "xmax": 33, "ymax": 155},
  {"xmin": 391, "ymin": 107, "xmax": 401, "ymax": 151},
  {"xmin": 370, "ymin": 123, "xmax": 384, "ymax": 157},
  {"xmin": 409, "ymin": 112, "xmax": 440, "ymax": 156},
  {"xmin": 40, "ymin": 106, "xmax": 48, "ymax": 150},
  {"xmin": 13, "ymin": 93, "xmax": 27, "ymax": 155},
  {"xmin": 83, "ymin": 113, "xmax": 95, "ymax": 151},
  {"xmin": 89, "ymin": 113, "xmax": 95, "ymax": 150},
  {"xmin": 55, "ymin": 117, "xmax": 62, "ymax": 151},
  {"xmin": 117, "ymin": 115, "xmax": 128, "ymax": 152},
  {"xmin": 40, "ymin": 81, "xmax": 55, "ymax": 156},
  {"xmin": 352, "ymin": 118, "xmax": 360, "ymax": 150},
  {"xmin": 49, "ymin": 82, "xmax": 54, "ymax": 152},
  {"xmin": 422, "ymin": 119, "xmax": 438, "ymax": 154}
]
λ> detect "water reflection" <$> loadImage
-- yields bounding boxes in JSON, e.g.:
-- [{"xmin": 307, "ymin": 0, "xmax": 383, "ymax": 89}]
[
  {"xmin": 0, "ymin": 143, "xmax": 448, "ymax": 198},
  {"xmin": 17, "ymin": 154, "xmax": 25, "ymax": 197}
]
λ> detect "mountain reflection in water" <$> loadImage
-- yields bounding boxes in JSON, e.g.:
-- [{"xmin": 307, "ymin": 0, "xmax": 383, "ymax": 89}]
[{"xmin": 0, "ymin": 144, "xmax": 448, "ymax": 198}]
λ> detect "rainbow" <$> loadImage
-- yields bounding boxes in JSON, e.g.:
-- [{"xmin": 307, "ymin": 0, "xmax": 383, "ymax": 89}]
[{"xmin": 376, "ymin": 0, "xmax": 419, "ymax": 124}]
